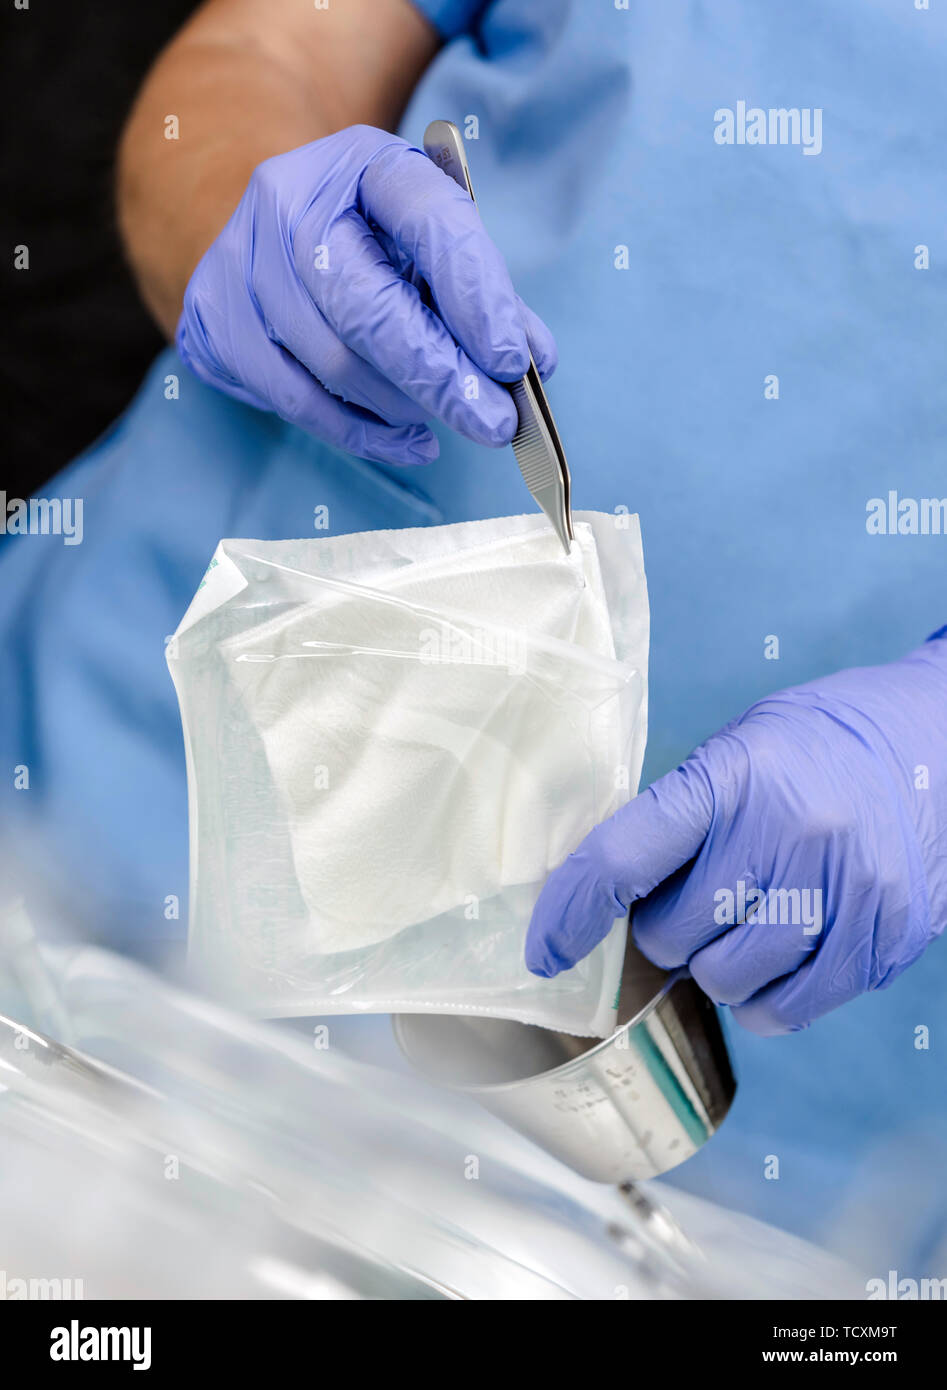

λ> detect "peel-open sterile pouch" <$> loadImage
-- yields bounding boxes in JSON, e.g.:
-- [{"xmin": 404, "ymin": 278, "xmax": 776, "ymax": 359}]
[{"xmin": 168, "ymin": 511, "xmax": 649, "ymax": 1035}]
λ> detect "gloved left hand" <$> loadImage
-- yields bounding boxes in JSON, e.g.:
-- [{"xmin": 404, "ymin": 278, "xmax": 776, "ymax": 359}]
[
  {"xmin": 526, "ymin": 633, "xmax": 947, "ymax": 1035},
  {"xmin": 176, "ymin": 126, "xmax": 557, "ymax": 467}
]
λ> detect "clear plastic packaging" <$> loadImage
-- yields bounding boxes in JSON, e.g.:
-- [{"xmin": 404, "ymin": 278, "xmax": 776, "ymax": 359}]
[{"xmin": 167, "ymin": 512, "xmax": 649, "ymax": 1035}]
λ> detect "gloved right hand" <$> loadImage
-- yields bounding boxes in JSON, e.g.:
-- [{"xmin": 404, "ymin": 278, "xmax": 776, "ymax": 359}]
[
  {"xmin": 176, "ymin": 125, "xmax": 557, "ymax": 466},
  {"xmin": 526, "ymin": 634, "xmax": 947, "ymax": 1036}
]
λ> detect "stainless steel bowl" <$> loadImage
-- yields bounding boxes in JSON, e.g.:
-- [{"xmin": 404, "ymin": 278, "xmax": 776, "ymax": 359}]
[{"xmin": 393, "ymin": 935, "xmax": 736, "ymax": 1183}]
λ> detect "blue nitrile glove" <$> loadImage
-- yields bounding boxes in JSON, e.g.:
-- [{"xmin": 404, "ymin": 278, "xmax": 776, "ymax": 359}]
[
  {"xmin": 527, "ymin": 633, "xmax": 947, "ymax": 1035},
  {"xmin": 177, "ymin": 125, "xmax": 556, "ymax": 466}
]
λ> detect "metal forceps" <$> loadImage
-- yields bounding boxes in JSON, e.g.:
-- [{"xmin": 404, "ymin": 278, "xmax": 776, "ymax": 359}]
[{"xmin": 423, "ymin": 120, "xmax": 574, "ymax": 554}]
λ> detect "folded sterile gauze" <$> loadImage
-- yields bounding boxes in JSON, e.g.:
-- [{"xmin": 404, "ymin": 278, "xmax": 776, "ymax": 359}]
[{"xmin": 168, "ymin": 512, "xmax": 649, "ymax": 1036}]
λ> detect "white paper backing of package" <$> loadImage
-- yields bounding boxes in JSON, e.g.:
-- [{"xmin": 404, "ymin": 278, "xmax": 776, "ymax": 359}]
[{"xmin": 168, "ymin": 511, "xmax": 649, "ymax": 1036}]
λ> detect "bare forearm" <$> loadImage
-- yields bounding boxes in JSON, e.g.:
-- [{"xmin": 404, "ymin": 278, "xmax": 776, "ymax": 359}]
[{"xmin": 117, "ymin": 0, "xmax": 438, "ymax": 337}]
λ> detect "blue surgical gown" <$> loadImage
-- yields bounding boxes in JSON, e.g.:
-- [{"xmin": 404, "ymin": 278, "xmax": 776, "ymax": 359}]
[{"xmin": 2, "ymin": 0, "xmax": 945, "ymax": 1251}]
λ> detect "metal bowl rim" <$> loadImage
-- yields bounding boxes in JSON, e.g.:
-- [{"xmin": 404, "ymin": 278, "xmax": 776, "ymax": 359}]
[{"xmin": 394, "ymin": 966, "xmax": 693, "ymax": 1097}]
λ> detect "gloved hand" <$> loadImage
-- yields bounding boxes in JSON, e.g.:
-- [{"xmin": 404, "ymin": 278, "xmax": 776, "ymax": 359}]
[
  {"xmin": 177, "ymin": 125, "xmax": 556, "ymax": 466},
  {"xmin": 527, "ymin": 633, "xmax": 947, "ymax": 1035}
]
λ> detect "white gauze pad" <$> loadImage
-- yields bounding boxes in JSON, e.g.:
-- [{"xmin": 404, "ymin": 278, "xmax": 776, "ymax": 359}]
[{"xmin": 222, "ymin": 526, "xmax": 617, "ymax": 951}]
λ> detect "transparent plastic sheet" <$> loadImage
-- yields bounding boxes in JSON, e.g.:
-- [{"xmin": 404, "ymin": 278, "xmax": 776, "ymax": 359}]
[{"xmin": 167, "ymin": 512, "xmax": 649, "ymax": 1035}]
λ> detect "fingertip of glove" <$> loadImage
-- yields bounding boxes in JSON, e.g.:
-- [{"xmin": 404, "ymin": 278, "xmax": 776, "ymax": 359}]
[
  {"xmin": 729, "ymin": 1001, "xmax": 811, "ymax": 1037},
  {"xmin": 534, "ymin": 349, "xmax": 558, "ymax": 383},
  {"xmin": 379, "ymin": 429, "xmax": 439, "ymax": 466},
  {"xmin": 630, "ymin": 917, "xmax": 684, "ymax": 973},
  {"xmin": 525, "ymin": 900, "xmax": 572, "ymax": 977},
  {"xmin": 488, "ymin": 341, "xmax": 531, "ymax": 383},
  {"xmin": 524, "ymin": 941, "xmax": 566, "ymax": 978},
  {"xmin": 405, "ymin": 431, "xmax": 439, "ymax": 464},
  {"xmin": 471, "ymin": 394, "xmax": 518, "ymax": 447}
]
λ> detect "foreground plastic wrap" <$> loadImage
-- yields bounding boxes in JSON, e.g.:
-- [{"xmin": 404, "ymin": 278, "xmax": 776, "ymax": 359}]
[{"xmin": 168, "ymin": 512, "xmax": 649, "ymax": 1034}]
